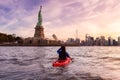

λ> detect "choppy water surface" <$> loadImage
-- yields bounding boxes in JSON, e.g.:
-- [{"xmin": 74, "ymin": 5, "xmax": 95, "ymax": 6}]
[{"xmin": 0, "ymin": 46, "xmax": 120, "ymax": 80}]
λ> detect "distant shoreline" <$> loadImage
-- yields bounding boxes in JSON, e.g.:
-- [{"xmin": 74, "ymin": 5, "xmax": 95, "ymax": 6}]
[{"xmin": 0, "ymin": 44, "xmax": 119, "ymax": 47}]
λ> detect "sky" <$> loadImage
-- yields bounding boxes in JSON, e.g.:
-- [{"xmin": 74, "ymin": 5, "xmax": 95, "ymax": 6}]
[{"xmin": 0, "ymin": 0, "xmax": 120, "ymax": 40}]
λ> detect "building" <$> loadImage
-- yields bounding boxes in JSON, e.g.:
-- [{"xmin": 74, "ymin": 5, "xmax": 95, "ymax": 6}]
[
  {"xmin": 113, "ymin": 39, "xmax": 118, "ymax": 46},
  {"xmin": 85, "ymin": 34, "xmax": 94, "ymax": 46},
  {"xmin": 65, "ymin": 38, "xmax": 80, "ymax": 45},
  {"xmin": 99, "ymin": 36, "xmax": 107, "ymax": 46},
  {"xmin": 94, "ymin": 37, "xmax": 100, "ymax": 46},
  {"xmin": 118, "ymin": 36, "xmax": 120, "ymax": 46},
  {"xmin": 108, "ymin": 37, "xmax": 113, "ymax": 46}
]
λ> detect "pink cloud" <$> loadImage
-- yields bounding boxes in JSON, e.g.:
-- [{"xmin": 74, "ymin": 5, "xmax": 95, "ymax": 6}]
[{"xmin": 0, "ymin": 0, "xmax": 120, "ymax": 40}]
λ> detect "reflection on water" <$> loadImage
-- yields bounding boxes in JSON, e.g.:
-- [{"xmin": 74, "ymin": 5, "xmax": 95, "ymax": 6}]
[{"xmin": 0, "ymin": 46, "xmax": 120, "ymax": 80}]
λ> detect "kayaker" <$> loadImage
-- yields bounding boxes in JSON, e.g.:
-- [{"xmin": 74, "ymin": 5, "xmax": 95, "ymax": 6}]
[{"xmin": 57, "ymin": 46, "xmax": 70, "ymax": 60}]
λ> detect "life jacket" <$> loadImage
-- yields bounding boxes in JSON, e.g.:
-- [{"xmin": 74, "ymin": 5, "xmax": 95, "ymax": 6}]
[{"xmin": 58, "ymin": 51, "xmax": 67, "ymax": 60}]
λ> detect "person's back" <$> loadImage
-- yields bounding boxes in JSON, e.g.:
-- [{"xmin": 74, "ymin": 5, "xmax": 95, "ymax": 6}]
[
  {"xmin": 57, "ymin": 46, "xmax": 70, "ymax": 60},
  {"xmin": 59, "ymin": 50, "xmax": 66, "ymax": 60}
]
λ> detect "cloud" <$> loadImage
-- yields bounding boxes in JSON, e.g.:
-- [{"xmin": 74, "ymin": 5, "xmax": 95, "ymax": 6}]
[
  {"xmin": 46, "ymin": 0, "xmax": 120, "ymax": 40},
  {"xmin": 0, "ymin": 0, "xmax": 39, "ymax": 35},
  {"xmin": 0, "ymin": 0, "xmax": 120, "ymax": 40}
]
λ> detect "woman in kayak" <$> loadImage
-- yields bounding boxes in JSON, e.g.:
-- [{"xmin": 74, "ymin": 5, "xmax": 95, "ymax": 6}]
[{"xmin": 57, "ymin": 46, "xmax": 70, "ymax": 60}]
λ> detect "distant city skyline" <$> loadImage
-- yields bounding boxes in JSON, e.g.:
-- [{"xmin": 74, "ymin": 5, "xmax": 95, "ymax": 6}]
[{"xmin": 0, "ymin": 0, "xmax": 120, "ymax": 40}]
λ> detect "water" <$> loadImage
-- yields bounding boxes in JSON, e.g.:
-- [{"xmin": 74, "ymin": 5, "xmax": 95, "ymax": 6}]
[{"xmin": 0, "ymin": 46, "xmax": 120, "ymax": 80}]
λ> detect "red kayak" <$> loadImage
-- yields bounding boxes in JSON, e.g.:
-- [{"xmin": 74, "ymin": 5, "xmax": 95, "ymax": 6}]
[{"xmin": 52, "ymin": 57, "xmax": 71, "ymax": 67}]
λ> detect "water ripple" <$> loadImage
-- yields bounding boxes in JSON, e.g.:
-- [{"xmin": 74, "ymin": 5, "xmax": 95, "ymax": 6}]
[{"xmin": 0, "ymin": 47, "xmax": 119, "ymax": 80}]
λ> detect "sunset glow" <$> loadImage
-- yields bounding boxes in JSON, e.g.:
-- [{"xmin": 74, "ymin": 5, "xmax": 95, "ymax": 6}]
[{"xmin": 0, "ymin": 0, "xmax": 120, "ymax": 40}]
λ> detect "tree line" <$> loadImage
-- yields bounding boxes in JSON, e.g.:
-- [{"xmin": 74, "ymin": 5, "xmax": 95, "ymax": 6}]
[{"xmin": 0, "ymin": 32, "xmax": 23, "ymax": 44}]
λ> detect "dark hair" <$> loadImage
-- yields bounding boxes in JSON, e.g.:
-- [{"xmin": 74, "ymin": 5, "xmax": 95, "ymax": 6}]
[{"xmin": 61, "ymin": 46, "xmax": 66, "ymax": 53}]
